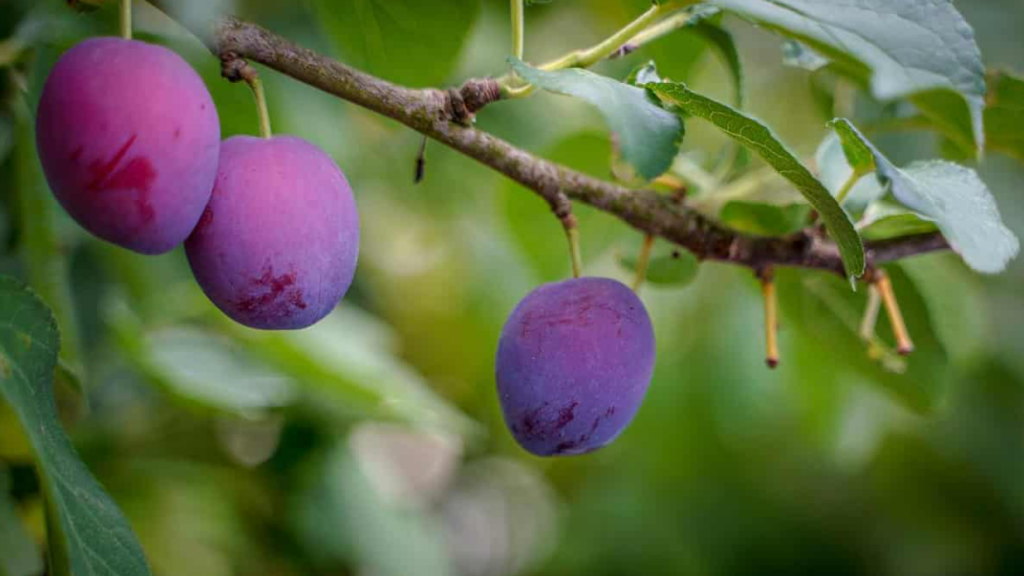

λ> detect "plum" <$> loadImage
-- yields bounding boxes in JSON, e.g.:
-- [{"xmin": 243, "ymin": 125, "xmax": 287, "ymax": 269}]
[
  {"xmin": 496, "ymin": 277, "xmax": 655, "ymax": 456},
  {"xmin": 185, "ymin": 135, "xmax": 359, "ymax": 330},
  {"xmin": 36, "ymin": 37, "xmax": 220, "ymax": 254}
]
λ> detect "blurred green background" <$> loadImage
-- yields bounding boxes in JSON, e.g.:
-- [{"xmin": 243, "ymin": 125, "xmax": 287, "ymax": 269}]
[{"xmin": 1, "ymin": 1, "xmax": 1024, "ymax": 575}]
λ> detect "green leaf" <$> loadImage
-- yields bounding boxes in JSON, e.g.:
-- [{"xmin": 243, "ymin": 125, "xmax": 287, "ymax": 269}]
[
  {"xmin": 858, "ymin": 204, "xmax": 939, "ymax": 242},
  {"xmin": 814, "ymin": 132, "xmax": 885, "ymax": 213},
  {"xmin": 510, "ymin": 58, "xmax": 683, "ymax": 181},
  {"xmin": 0, "ymin": 276, "xmax": 150, "ymax": 576},
  {"xmin": 982, "ymin": 69, "xmax": 1024, "ymax": 162},
  {"xmin": 618, "ymin": 248, "xmax": 700, "ymax": 286},
  {"xmin": 648, "ymin": 82, "xmax": 865, "ymax": 280},
  {"xmin": 720, "ymin": 201, "xmax": 811, "ymax": 236},
  {"xmin": 310, "ymin": 0, "xmax": 479, "ymax": 87},
  {"xmin": 830, "ymin": 118, "xmax": 1019, "ymax": 273},
  {"xmin": 707, "ymin": 0, "xmax": 986, "ymax": 154}
]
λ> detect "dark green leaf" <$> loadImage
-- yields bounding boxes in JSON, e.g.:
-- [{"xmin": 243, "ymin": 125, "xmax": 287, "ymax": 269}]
[
  {"xmin": 510, "ymin": 58, "xmax": 683, "ymax": 181},
  {"xmin": 648, "ymin": 82, "xmax": 865, "ymax": 280},
  {"xmin": 0, "ymin": 276, "xmax": 150, "ymax": 576},
  {"xmin": 720, "ymin": 201, "xmax": 811, "ymax": 236},
  {"xmin": 707, "ymin": 0, "xmax": 986, "ymax": 154},
  {"xmin": 310, "ymin": 0, "xmax": 479, "ymax": 87},
  {"xmin": 830, "ymin": 118, "xmax": 1019, "ymax": 273}
]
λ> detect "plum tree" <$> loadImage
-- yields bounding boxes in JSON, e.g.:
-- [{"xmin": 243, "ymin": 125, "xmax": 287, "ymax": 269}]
[
  {"xmin": 496, "ymin": 277, "xmax": 655, "ymax": 456},
  {"xmin": 36, "ymin": 37, "xmax": 220, "ymax": 254},
  {"xmin": 185, "ymin": 135, "xmax": 359, "ymax": 330}
]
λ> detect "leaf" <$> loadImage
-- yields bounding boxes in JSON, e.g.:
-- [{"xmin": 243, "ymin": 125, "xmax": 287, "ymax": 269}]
[
  {"xmin": 707, "ymin": 0, "xmax": 986, "ymax": 154},
  {"xmin": 648, "ymin": 82, "xmax": 865, "ymax": 280},
  {"xmin": 0, "ymin": 276, "xmax": 150, "ymax": 576},
  {"xmin": 228, "ymin": 307, "xmax": 483, "ymax": 441},
  {"xmin": 310, "ymin": 0, "xmax": 479, "ymax": 87},
  {"xmin": 117, "ymin": 322, "xmax": 297, "ymax": 415},
  {"xmin": 510, "ymin": 58, "xmax": 683, "ymax": 181},
  {"xmin": 814, "ymin": 132, "xmax": 885, "ymax": 213},
  {"xmin": 618, "ymin": 248, "xmax": 700, "ymax": 286},
  {"xmin": 982, "ymin": 69, "xmax": 1024, "ymax": 162},
  {"xmin": 719, "ymin": 201, "xmax": 811, "ymax": 236},
  {"xmin": 830, "ymin": 118, "xmax": 1019, "ymax": 273},
  {"xmin": 858, "ymin": 204, "xmax": 939, "ymax": 241}
]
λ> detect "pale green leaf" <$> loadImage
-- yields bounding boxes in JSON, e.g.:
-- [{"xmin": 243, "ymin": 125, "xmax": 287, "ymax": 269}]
[
  {"xmin": 510, "ymin": 58, "xmax": 683, "ymax": 181},
  {"xmin": 830, "ymin": 118, "xmax": 1019, "ymax": 273},
  {"xmin": 648, "ymin": 82, "xmax": 865, "ymax": 279},
  {"xmin": 707, "ymin": 0, "xmax": 986, "ymax": 154},
  {"xmin": 0, "ymin": 276, "xmax": 150, "ymax": 576}
]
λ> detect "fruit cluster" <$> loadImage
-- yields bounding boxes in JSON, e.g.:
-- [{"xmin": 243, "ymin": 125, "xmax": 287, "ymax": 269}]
[
  {"xmin": 38, "ymin": 35, "xmax": 654, "ymax": 457},
  {"xmin": 37, "ymin": 38, "xmax": 359, "ymax": 330}
]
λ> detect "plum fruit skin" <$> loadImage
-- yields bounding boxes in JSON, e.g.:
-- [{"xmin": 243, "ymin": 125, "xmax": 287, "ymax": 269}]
[
  {"xmin": 185, "ymin": 135, "xmax": 359, "ymax": 330},
  {"xmin": 496, "ymin": 277, "xmax": 655, "ymax": 456},
  {"xmin": 36, "ymin": 37, "xmax": 220, "ymax": 254}
]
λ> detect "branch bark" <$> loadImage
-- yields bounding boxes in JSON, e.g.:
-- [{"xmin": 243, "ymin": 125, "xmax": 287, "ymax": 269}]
[{"xmin": 149, "ymin": 3, "xmax": 950, "ymax": 277}]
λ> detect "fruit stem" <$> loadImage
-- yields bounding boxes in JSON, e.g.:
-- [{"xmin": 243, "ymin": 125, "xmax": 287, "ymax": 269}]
[
  {"xmin": 874, "ymin": 270, "xmax": 914, "ymax": 355},
  {"xmin": 511, "ymin": 0, "xmax": 525, "ymax": 60},
  {"xmin": 632, "ymin": 234, "xmax": 655, "ymax": 291},
  {"xmin": 497, "ymin": 0, "xmax": 695, "ymax": 97},
  {"xmin": 120, "ymin": 0, "xmax": 132, "ymax": 40},
  {"xmin": 246, "ymin": 75, "xmax": 272, "ymax": 139},
  {"xmin": 759, "ymin": 268, "xmax": 779, "ymax": 369},
  {"xmin": 859, "ymin": 283, "xmax": 881, "ymax": 342},
  {"xmin": 566, "ymin": 227, "xmax": 583, "ymax": 278}
]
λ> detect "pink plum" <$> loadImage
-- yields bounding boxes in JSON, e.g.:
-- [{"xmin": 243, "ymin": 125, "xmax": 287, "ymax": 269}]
[
  {"xmin": 35, "ymin": 37, "xmax": 220, "ymax": 254},
  {"xmin": 185, "ymin": 135, "xmax": 359, "ymax": 330}
]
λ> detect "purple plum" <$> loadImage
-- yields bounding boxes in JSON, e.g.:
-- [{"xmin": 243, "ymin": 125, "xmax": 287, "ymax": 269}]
[
  {"xmin": 36, "ymin": 37, "xmax": 220, "ymax": 254},
  {"xmin": 496, "ymin": 277, "xmax": 655, "ymax": 456},
  {"xmin": 185, "ymin": 135, "xmax": 359, "ymax": 330}
]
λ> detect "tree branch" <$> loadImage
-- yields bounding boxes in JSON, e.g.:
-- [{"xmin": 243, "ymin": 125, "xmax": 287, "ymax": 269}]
[{"xmin": 149, "ymin": 3, "xmax": 950, "ymax": 277}]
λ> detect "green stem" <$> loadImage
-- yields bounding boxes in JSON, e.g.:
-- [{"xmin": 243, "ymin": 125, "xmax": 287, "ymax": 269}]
[
  {"xmin": 632, "ymin": 234, "xmax": 655, "ymax": 291},
  {"xmin": 566, "ymin": 227, "xmax": 583, "ymax": 278},
  {"xmin": 497, "ymin": 0, "xmax": 692, "ymax": 96},
  {"xmin": 511, "ymin": 0, "xmax": 524, "ymax": 60},
  {"xmin": 834, "ymin": 169, "xmax": 864, "ymax": 205},
  {"xmin": 246, "ymin": 75, "xmax": 272, "ymax": 139},
  {"xmin": 120, "ymin": 0, "xmax": 132, "ymax": 40}
]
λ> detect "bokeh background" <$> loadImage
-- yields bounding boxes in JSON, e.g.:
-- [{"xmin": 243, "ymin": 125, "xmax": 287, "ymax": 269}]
[{"xmin": 1, "ymin": 0, "xmax": 1024, "ymax": 575}]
